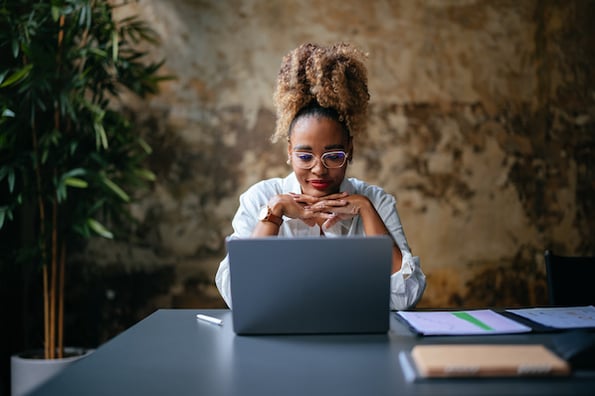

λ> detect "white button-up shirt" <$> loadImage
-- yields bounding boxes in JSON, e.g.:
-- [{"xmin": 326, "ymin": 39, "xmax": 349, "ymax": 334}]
[{"xmin": 215, "ymin": 172, "xmax": 426, "ymax": 311}]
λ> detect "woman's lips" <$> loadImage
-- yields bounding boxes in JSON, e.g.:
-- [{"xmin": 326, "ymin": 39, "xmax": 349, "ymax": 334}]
[{"xmin": 309, "ymin": 179, "xmax": 332, "ymax": 190}]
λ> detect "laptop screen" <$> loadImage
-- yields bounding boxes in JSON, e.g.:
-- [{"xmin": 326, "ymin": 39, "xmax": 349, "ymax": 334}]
[{"xmin": 228, "ymin": 236, "xmax": 392, "ymax": 335}]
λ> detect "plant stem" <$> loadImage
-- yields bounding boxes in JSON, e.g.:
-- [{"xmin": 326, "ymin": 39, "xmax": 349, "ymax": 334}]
[
  {"xmin": 50, "ymin": 195, "xmax": 57, "ymax": 359},
  {"xmin": 31, "ymin": 116, "xmax": 49, "ymax": 359},
  {"xmin": 58, "ymin": 240, "xmax": 66, "ymax": 358}
]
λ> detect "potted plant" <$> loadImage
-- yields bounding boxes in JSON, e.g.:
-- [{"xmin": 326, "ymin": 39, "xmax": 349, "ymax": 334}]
[{"xmin": 0, "ymin": 0, "xmax": 169, "ymax": 393}]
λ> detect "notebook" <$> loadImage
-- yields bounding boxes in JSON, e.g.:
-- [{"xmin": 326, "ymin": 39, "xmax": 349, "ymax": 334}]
[
  {"xmin": 227, "ymin": 236, "xmax": 393, "ymax": 335},
  {"xmin": 406, "ymin": 344, "xmax": 570, "ymax": 378}
]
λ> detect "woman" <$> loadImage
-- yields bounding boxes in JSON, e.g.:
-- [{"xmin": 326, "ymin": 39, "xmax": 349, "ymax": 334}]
[{"xmin": 215, "ymin": 43, "xmax": 426, "ymax": 310}]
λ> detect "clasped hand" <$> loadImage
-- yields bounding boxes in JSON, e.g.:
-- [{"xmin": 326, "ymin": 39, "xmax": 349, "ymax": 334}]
[{"xmin": 274, "ymin": 192, "xmax": 366, "ymax": 229}]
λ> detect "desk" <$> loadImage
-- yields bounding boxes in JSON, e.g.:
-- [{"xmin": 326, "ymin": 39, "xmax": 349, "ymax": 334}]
[{"xmin": 29, "ymin": 309, "xmax": 595, "ymax": 396}]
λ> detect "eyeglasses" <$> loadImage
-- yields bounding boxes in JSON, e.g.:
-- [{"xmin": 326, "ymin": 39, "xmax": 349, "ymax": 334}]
[{"xmin": 291, "ymin": 150, "xmax": 349, "ymax": 169}]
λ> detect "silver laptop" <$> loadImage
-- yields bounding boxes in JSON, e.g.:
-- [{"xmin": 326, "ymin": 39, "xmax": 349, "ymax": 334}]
[{"xmin": 227, "ymin": 236, "xmax": 392, "ymax": 335}]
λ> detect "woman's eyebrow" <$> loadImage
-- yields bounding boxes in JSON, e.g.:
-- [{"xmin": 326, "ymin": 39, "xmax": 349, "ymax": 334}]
[
  {"xmin": 324, "ymin": 144, "xmax": 345, "ymax": 150},
  {"xmin": 292, "ymin": 144, "xmax": 345, "ymax": 151},
  {"xmin": 292, "ymin": 144, "xmax": 312, "ymax": 151}
]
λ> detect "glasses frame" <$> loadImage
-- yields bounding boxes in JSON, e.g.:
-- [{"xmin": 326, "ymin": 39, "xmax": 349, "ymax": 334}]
[{"xmin": 291, "ymin": 150, "xmax": 349, "ymax": 169}]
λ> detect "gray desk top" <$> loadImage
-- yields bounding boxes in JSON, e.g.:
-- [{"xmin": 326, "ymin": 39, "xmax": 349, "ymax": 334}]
[{"xmin": 29, "ymin": 309, "xmax": 595, "ymax": 396}]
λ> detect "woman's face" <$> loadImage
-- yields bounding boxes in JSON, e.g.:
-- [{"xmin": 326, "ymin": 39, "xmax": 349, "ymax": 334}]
[{"xmin": 288, "ymin": 116, "xmax": 352, "ymax": 197}]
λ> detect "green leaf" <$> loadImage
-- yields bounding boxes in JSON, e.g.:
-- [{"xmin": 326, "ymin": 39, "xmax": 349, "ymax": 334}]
[
  {"xmin": 95, "ymin": 123, "xmax": 109, "ymax": 149},
  {"xmin": 87, "ymin": 218, "xmax": 114, "ymax": 239},
  {"xmin": 64, "ymin": 177, "xmax": 88, "ymax": 188},
  {"xmin": 59, "ymin": 170, "xmax": 88, "ymax": 196},
  {"xmin": 112, "ymin": 30, "xmax": 119, "ymax": 61},
  {"xmin": 56, "ymin": 183, "xmax": 67, "ymax": 202},
  {"xmin": 0, "ymin": 209, "xmax": 8, "ymax": 230},
  {"xmin": 0, "ymin": 64, "xmax": 33, "ymax": 88},
  {"xmin": 138, "ymin": 137, "xmax": 152, "ymax": 154},
  {"xmin": 51, "ymin": 6, "xmax": 60, "ymax": 22},
  {"xmin": 63, "ymin": 168, "xmax": 86, "ymax": 178},
  {"xmin": 11, "ymin": 39, "xmax": 19, "ymax": 58},
  {"xmin": 89, "ymin": 47, "xmax": 107, "ymax": 58},
  {"xmin": 78, "ymin": 3, "xmax": 89, "ymax": 28},
  {"xmin": 41, "ymin": 149, "xmax": 49, "ymax": 164},
  {"xmin": 0, "ymin": 166, "xmax": 16, "ymax": 192},
  {"xmin": 8, "ymin": 169, "xmax": 15, "ymax": 193},
  {"xmin": 134, "ymin": 168, "xmax": 156, "ymax": 182},
  {"xmin": 2, "ymin": 109, "xmax": 15, "ymax": 118},
  {"xmin": 102, "ymin": 176, "xmax": 130, "ymax": 202}
]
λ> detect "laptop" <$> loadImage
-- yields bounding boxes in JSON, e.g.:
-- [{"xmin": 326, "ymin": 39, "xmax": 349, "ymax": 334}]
[{"xmin": 227, "ymin": 236, "xmax": 392, "ymax": 335}]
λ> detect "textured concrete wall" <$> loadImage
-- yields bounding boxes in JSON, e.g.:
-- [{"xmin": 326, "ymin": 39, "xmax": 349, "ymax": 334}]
[{"xmin": 84, "ymin": 0, "xmax": 595, "ymax": 310}]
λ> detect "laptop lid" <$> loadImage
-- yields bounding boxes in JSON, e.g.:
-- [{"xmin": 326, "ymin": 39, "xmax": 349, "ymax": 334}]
[{"xmin": 228, "ymin": 236, "xmax": 392, "ymax": 335}]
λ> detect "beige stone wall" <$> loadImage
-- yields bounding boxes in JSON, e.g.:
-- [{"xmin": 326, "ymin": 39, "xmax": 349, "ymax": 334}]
[{"xmin": 88, "ymin": 0, "xmax": 594, "ymax": 309}]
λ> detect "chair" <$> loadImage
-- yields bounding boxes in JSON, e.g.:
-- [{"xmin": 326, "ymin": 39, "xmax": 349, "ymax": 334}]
[{"xmin": 544, "ymin": 250, "xmax": 595, "ymax": 306}]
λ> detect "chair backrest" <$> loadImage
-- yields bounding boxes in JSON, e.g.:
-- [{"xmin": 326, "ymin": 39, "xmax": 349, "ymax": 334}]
[{"xmin": 544, "ymin": 250, "xmax": 595, "ymax": 306}]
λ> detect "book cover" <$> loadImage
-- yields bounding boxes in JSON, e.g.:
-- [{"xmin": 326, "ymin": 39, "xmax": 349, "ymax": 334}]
[{"xmin": 409, "ymin": 344, "xmax": 570, "ymax": 378}]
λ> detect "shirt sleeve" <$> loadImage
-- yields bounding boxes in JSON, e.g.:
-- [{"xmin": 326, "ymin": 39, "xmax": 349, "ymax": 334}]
[
  {"xmin": 215, "ymin": 179, "xmax": 281, "ymax": 308},
  {"xmin": 366, "ymin": 184, "xmax": 426, "ymax": 310},
  {"xmin": 215, "ymin": 252, "xmax": 233, "ymax": 308},
  {"xmin": 389, "ymin": 253, "xmax": 426, "ymax": 311}
]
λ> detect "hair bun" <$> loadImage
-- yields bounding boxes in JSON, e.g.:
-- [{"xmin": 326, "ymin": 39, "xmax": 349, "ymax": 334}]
[{"xmin": 272, "ymin": 43, "xmax": 370, "ymax": 143}]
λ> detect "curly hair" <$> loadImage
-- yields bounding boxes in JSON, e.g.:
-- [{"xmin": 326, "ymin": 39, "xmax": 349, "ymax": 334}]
[{"xmin": 271, "ymin": 42, "xmax": 370, "ymax": 143}]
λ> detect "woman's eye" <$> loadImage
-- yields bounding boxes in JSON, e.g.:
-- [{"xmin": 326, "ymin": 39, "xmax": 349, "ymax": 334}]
[
  {"xmin": 325, "ymin": 152, "xmax": 345, "ymax": 161},
  {"xmin": 297, "ymin": 153, "xmax": 314, "ymax": 161}
]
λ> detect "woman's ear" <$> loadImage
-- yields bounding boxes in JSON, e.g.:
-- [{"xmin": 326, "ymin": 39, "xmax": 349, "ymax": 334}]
[{"xmin": 348, "ymin": 136, "xmax": 354, "ymax": 162}]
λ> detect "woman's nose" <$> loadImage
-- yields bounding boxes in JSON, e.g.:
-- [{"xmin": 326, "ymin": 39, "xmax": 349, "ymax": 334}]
[{"xmin": 310, "ymin": 158, "xmax": 328, "ymax": 175}]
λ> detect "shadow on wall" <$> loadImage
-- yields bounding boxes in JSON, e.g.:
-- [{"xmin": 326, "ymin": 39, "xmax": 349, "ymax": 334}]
[
  {"xmin": 452, "ymin": 246, "xmax": 547, "ymax": 308},
  {"xmin": 171, "ymin": 269, "xmax": 228, "ymax": 309},
  {"xmin": 417, "ymin": 245, "xmax": 548, "ymax": 309}
]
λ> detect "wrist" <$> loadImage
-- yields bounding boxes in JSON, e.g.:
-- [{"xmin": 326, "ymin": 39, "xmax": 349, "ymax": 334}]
[
  {"xmin": 267, "ymin": 195, "xmax": 286, "ymax": 217},
  {"xmin": 258, "ymin": 204, "xmax": 283, "ymax": 227},
  {"xmin": 353, "ymin": 196, "xmax": 372, "ymax": 216}
]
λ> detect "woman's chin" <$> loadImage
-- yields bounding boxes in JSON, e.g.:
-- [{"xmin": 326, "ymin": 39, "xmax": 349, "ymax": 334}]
[{"xmin": 303, "ymin": 187, "xmax": 337, "ymax": 197}]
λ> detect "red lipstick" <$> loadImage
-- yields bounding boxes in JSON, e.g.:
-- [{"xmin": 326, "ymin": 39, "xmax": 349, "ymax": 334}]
[{"xmin": 310, "ymin": 180, "xmax": 332, "ymax": 190}]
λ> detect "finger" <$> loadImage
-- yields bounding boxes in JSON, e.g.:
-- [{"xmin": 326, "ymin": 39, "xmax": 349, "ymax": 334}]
[
  {"xmin": 322, "ymin": 192, "xmax": 349, "ymax": 200},
  {"xmin": 291, "ymin": 194, "xmax": 319, "ymax": 205},
  {"xmin": 299, "ymin": 211, "xmax": 333, "ymax": 227},
  {"xmin": 327, "ymin": 206, "xmax": 359, "ymax": 216},
  {"xmin": 308, "ymin": 200, "xmax": 348, "ymax": 211},
  {"xmin": 301, "ymin": 208, "xmax": 334, "ymax": 219},
  {"xmin": 322, "ymin": 214, "xmax": 341, "ymax": 229}
]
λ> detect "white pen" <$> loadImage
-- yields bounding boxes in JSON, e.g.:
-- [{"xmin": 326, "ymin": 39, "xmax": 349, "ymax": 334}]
[{"xmin": 196, "ymin": 314, "xmax": 223, "ymax": 326}]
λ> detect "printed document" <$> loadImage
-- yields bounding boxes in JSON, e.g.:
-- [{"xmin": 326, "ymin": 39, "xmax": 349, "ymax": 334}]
[
  {"xmin": 396, "ymin": 309, "xmax": 532, "ymax": 335},
  {"xmin": 506, "ymin": 305, "xmax": 595, "ymax": 329}
]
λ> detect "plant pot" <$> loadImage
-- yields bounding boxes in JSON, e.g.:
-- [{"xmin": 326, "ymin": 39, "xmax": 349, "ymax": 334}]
[{"xmin": 11, "ymin": 347, "xmax": 92, "ymax": 396}]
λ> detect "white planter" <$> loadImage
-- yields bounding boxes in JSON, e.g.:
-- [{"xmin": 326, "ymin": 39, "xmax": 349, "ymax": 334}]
[{"xmin": 11, "ymin": 347, "xmax": 92, "ymax": 396}]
